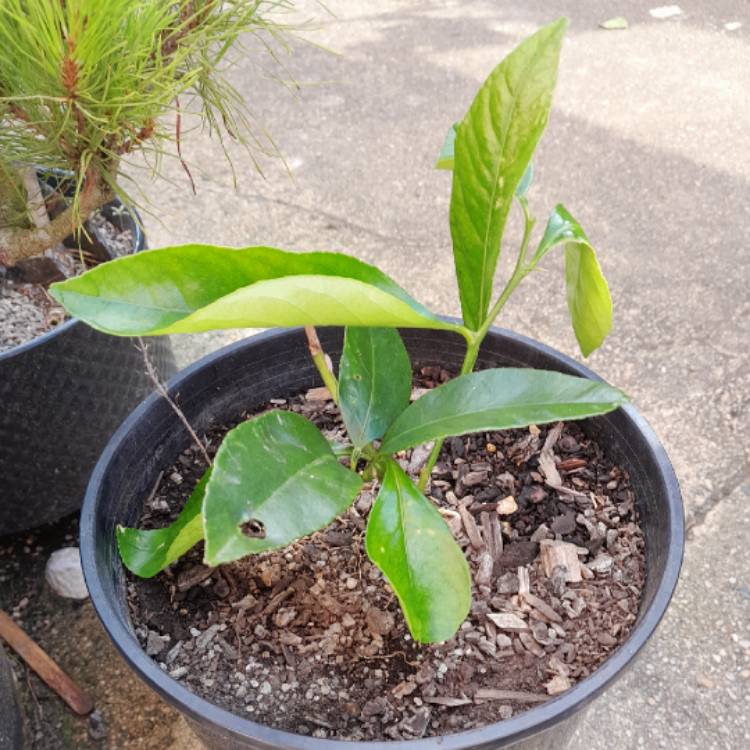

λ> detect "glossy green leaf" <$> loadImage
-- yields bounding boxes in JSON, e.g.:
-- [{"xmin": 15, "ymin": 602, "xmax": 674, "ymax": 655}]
[
  {"xmin": 116, "ymin": 469, "xmax": 211, "ymax": 578},
  {"xmin": 450, "ymin": 18, "xmax": 567, "ymax": 330},
  {"xmin": 381, "ymin": 367, "xmax": 626, "ymax": 453},
  {"xmin": 203, "ymin": 411, "xmax": 362, "ymax": 566},
  {"xmin": 365, "ymin": 460, "xmax": 471, "ymax": 643},
  {"xmin": 48, "ymin": 245, "xmax": 464, "ymax": 337},
  {"xmin": 435, "ymin": 123, "xmax": 457, "ymax": 170},
  {"xmin": 338, "ymin": 327, "xmax": 412, "ymax": 448},
  {"xmin": 531, "ymin": 205, "xmax": 613, "ymax": 356}
]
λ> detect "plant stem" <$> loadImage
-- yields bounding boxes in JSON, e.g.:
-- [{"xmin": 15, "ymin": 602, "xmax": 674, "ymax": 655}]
[
  {"xmin": 304, "ymin": 325, "xmax": 339, "ymax": 403},
  {"xmin": 417, "ymin": 202, "xmax": 537, "ymax": 492}
]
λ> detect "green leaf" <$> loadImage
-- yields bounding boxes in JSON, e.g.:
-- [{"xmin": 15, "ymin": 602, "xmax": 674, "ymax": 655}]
[
  {"xmin": 435, "ymin": 123, "xmax": 458, "ymax": 170},
  {"xmin": 450, "ymin": 18, "xmax": 567, "ymax": 330},
  {"xmin": 365, "ymin": 460, "xmax": 471, "ymax": 643},
  {"xmin": 531, "ymin": 203, "xmax": 586, "ymax": 264},
  {"xmin": 203, "ymin": 411, "xmax": 362, "ymax": 566},
  {"xmin": 515, "ymin": 162, "xmax": 534, "ymax": 198},
  {"xmin": 116, "ymin": 469, "xmax": 211, "ymax": 578},
  {"xmin": 565, "ymin": 236, "xmax": 613, "ymax": 358},
  {"xmin": 531, "ymin": 205, "xmax": 613, "ymax": 357},
  {"xmin": 48, "ymin": 245, "xmax": 465, "ymax": 337},
  {"xmin": 441, "ymin": 141, "xmax": 535, "ymax": 201},
  {"xmin": 338, "ymin": 327, "xmax": 412, "ymax": 448},
  {"xmin": 380, "ymin": 367, "xmax": 626, "ymax": 453}
]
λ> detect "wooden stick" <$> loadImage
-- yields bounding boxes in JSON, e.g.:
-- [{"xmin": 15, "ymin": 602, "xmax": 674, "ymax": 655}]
[{"xmin": 0, "ymin": 609, "xmax": 93, "ymax": 715}]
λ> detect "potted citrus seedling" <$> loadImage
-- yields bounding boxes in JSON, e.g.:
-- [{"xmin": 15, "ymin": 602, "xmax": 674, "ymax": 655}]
[{"xmin": 50, "ymin": 19, "xmax": 683, "ymax": 750}]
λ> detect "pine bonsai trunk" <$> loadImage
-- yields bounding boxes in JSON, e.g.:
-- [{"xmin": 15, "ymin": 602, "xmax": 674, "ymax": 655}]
[{"xmin": 0, "ymin": 168, "xmax": 112, "ymax": 270}]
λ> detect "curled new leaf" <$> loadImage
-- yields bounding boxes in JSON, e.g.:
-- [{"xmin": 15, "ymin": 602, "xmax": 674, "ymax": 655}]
[
  {"xmin": 435, "ymin": 123, "xmax": 458, "ymax": 170},
  {"xmin": 532, "ymin": 205, "xmax": 613, "ymax": 356},
  {"xmin": 49, "ymin": 245, "xmax": 466, "ymax": 337},
  {"xmin": 365, "ymin": 460, "xmax": 471, "ymax": 643}
]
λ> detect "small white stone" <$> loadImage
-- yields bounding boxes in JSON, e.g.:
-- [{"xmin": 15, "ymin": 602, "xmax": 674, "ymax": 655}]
[
  {"xmin": 45, "ymin": 548, "xmax": 88, "ymax": 600},
  {"xmin": 724, "ymin": 22, "xmax": 742, "ymax": 31}
]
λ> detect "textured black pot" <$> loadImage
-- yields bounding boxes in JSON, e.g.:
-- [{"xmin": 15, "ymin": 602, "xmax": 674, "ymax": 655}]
[
  {"xmin": 0, "ymin": 203, "xmax": 176, "ymax": 535},
  {"xmin": 81, "ymin": 327, "xmax": 683, "ymax": 750},
  {"xmin": 0, "ymin": 648, "xmax": 24, "ymax": 750}
]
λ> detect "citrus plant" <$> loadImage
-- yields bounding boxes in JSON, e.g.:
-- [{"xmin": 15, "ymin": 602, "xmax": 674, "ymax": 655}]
[
  {"xmin": 51, "ymin": 19, "xmax": 624, "ymax": 643},
  {"xmin": 0, "ymin": 0, "xmax": 292, "ymax": 270}
]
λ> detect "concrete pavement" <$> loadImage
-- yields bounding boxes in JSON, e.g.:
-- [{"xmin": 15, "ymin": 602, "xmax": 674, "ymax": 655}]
[{"xmin": 5, "ymin": 2, "xmax": 746, "ymax": 748}]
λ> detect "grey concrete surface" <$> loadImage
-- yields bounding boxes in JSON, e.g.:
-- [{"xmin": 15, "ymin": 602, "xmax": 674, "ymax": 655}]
[{"xmin": 130, "ymin": 2, "xmax": 749, "ymax": 747}]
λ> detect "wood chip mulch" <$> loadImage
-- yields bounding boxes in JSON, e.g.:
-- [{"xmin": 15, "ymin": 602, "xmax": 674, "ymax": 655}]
[{"xmin": 127, "ymin": 367, "xmax": 645, "ymax": 741}]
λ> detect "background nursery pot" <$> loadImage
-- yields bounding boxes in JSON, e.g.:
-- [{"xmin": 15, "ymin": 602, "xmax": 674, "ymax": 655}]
[
  {"xmin": 0, "ymin": 647, "xmax": 25, "ymax": 750},
  {"xmin": 0, "ymin": 202, "xmax": 175, "ymax": 535},
  {"xmin": 81, "ymin": 326, "xmax": 684, "ymax": 750}
]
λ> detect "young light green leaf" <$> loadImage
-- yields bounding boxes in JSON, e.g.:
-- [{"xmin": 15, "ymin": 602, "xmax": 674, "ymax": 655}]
[
  {"xmin": 531, "ymin": 204, "xmax": 587, "ymax": 265},
  {"xmin": 338, "ymin": 327, "xmax": 412, "ymax": 448},
  {"xmin": 450, "ymin": 18, "xmax": 567, "ymax": 330},
  {"xmin": 116, "ymin": 469, "xmax": 211, "ymax": 578},
  {"xmin": 565, "ymin": 239, "xmax": 613, "ymax": 357},
  {"xmin": 435, "ymin": 123, "xmax": 458, "ymax": 170},
  {"xmin": 48, "ymin": 245, "xmax": 465, "ymax": 337},
  {"xmin": 515, "ymin": 162, "xmax": 534, "ymax": 198},
  {"xmin": 380, "ymin": 368, "xmax": 626, "ymax": 454},
  {"xmin": 531, "ymin": 205, "xmax": 613, "ymax": 357},
  {"xmin": 365, "ymin": 460, "xmax": 471, "ymax": 643},
  {"xmin": 441, "ymin": 145, "xmax": 535, "ymax": 200},
  {"xmin": 203, "ymin": 411, "xmax": 362, "ymax": 566}
]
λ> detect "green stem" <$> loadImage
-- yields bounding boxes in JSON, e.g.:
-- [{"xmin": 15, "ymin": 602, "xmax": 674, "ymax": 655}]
[
  {"xmin": 417, "ymin": 336, "xmax": 481, "ymax": 490},
  {"xmin": 304, "ymin": 325, "xmax": 339, "ymax": 403},
  {"xmin": 416, "ymin": 201, "xmax": 536, "ymax": 492}
]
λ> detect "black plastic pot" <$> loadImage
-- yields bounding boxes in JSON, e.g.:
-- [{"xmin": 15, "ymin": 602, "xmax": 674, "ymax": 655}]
[
  {"xmin": 0, "ymin": 201, "xmax": 176, "ymax": 535},
  {"xmin": 0, "ymin": 648, "xmax": 24, "ymax": 750},
  {"xmin": 81, "ymin": 327, "xmax": 683, "ymax": 750}
]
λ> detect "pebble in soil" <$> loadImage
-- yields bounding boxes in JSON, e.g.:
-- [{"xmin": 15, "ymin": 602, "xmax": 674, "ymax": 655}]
[
  {"xmin": 0, "ymin": 210, "xmax": 134, "ymax": 353},
  {"xmin": 127, "ymin": 368, "xmax": 645, "ymax": 741}
]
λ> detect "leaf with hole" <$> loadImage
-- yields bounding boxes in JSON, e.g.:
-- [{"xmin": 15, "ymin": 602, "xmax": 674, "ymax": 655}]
[
  {"xmin": 116, "ymin": 468, "xmax": 211, "ymax": 578},
  {"xmin": 450, "ymin": 18, "xmax": 567, "ymax": 330},
  {"xmin": 380, "ymin": 368, "xmax": 626, "ymax": 453},
  {"xmin": 202, "ymin": 410, "xmax": 362, "ymax": 566},
  {"xmin": 49, "ymin": 245, "xmax": 465, "ymax": 337},
  {"xmin": 338, "ymin": 327, "xmax": 412, "ymax": 448},
  {"xmin": 365, "ymin": 459, "xmax": 471, "ymax": 643}
]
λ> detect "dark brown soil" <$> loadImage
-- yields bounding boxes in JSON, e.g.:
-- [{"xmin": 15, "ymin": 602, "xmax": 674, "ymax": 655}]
[
  {"xmin": 0, "ymin": 513, "xmax": 185, "ymax": 750},
  {"xmin": 127, "ymin": 367, "xmax": 645, "ymax": 741}
]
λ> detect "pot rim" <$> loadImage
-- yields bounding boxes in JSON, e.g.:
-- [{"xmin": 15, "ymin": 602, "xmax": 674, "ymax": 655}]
[
  {"xmin": 0, "ymin": 198, "xmax": 144, "ymax": 362},
  {"xmin": 81, "ymin": 325, "xmax": 684, "ymax": 749}
]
